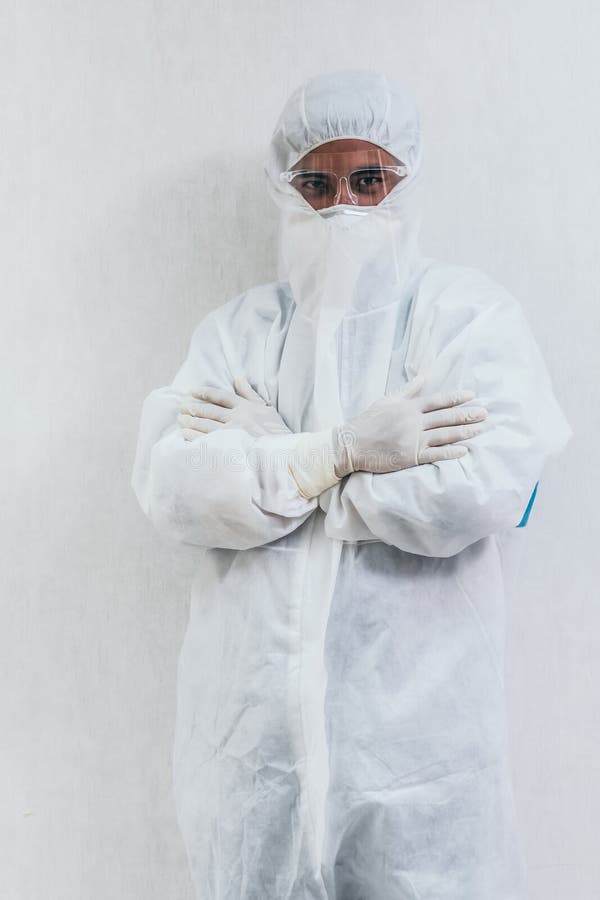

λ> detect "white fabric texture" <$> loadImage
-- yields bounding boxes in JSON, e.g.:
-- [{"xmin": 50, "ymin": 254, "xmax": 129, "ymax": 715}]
[{"xmin": 131, "ymin": 70, "xmax": 573, "ymax": 899}]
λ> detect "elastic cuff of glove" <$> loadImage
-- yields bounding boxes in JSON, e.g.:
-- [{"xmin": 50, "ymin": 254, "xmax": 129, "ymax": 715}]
[{"xmin": 287, "ymin": 429, "xmax": 341, "ymax": 500}]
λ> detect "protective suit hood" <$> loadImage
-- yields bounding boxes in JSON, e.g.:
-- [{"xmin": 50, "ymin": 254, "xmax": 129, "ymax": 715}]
[{"xmin": 265, "ymin": 69, "xmax": 422, "ymax": 182}]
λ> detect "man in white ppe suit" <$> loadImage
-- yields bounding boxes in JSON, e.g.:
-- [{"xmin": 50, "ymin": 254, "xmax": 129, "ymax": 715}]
[{"xmin": 131, "ymin": 70, "xmax": 572, "ymax": 900}]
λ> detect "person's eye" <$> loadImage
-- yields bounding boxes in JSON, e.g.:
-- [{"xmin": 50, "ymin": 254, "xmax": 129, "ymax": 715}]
[
  {"xmin": 356, "ymin": 173, "xmax": 384, "ymax": 190},
  {"xmin": 291, "ymin": 172, "xmax": 334, "ymax": 195},
  {"xmin": 302, "ymin": 178, "xmax": 328, "ymax": 192}
]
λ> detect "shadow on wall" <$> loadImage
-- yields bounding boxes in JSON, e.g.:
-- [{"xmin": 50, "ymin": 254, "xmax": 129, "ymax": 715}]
[
  {"xmin": 99, "ymin": 150, "xmax": 280, "ymax": 375},
  {"xmin": 33, "ymin": 150, "xmax": 280, "ymax": 581},
  {"xmin": 61, "ymin": 149, "xmax": 277, "ymax": 384}
]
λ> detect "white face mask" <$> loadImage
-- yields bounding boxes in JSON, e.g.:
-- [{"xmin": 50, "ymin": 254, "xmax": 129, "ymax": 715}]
[
  {"xmin": 317, "ymin": 203, "xmax": 371, "ymax": 219},
  {"xmin": 274, "ymin": 175, "xmax": 423, "ymax": 321},
  {"xmin": 266, "ymin": 161, "xmax": 424, "ymax": 429}
]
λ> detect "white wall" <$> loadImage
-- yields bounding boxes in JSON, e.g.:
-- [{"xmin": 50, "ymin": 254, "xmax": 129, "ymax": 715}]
[{"xmin": 2, "ymin": 1, "xmax": 595, "ymax": 898}]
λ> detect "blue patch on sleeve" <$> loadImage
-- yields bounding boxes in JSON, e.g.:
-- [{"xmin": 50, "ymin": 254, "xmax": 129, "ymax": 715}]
[{"xmin": 516, "ymin": 482, "xmax": 539, "ymax": 527}]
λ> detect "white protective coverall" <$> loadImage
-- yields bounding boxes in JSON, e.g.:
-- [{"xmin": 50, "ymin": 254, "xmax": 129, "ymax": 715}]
[{"xmin": 131, "ymin": 71, "xmax": 572, "ymax": 900}]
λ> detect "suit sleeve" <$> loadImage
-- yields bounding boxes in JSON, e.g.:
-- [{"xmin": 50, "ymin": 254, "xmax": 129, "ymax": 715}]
[
  {"xmin": 319, "ymin": 296, "xmax": 573, "ymax": 557},
  {"xmin": 131, "ymin": 309, "xmax": 317, "ymax": 550}
]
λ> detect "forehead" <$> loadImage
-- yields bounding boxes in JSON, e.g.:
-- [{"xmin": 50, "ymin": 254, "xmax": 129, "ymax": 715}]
[{"xmin": 295, "ymin": 138, "xmax": 400, "ymax": 169}]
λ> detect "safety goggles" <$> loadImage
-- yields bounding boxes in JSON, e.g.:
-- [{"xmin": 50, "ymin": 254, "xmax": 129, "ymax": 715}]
[{"xmin": 279, "ymin": 150, "xmax": 408, "ymax": 209}]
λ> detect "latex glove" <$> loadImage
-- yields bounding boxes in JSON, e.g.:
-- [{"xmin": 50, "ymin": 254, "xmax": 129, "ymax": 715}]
[
  {"xmin": 177, "ymin": 375, "xmax": 292, "ymax": 439},
  {"xmin": 288, "ymin": 375, "xmax": 488, "ymax": 500},
  {"xmin": 332, "ymin": 373, "xmax": 488, "ymax": 477}
]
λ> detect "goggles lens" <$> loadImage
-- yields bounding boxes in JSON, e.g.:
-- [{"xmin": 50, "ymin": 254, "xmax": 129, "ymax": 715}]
[
  {"xmin": 281, "ymin": 149, "xmax": 408, "ymax": 209},
  {"xmin": 288, "ymin": 167, "xmax": 404, "ymax": 207}
]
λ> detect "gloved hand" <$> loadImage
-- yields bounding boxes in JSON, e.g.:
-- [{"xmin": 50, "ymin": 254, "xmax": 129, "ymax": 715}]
[
  {"xmin": 286, "ymin": 374, "xmax": 488, "ymax": 500},
  {"xmin": 177, "ymin": 375, "xmax": 292, "ymax": 440},
  {"xmin": 332, "ymin": 373, "xmax": 488, "ymax": 477}
]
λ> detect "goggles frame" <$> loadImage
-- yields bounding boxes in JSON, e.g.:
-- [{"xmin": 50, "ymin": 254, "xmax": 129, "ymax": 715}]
[{"xmin": 279, "ymin": 163, "xmax": 409, "ymax": 207}]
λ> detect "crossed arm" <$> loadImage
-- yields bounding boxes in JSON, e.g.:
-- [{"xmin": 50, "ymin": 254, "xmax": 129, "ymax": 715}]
[
  {"xmin": 131, "ymin": 312, "xmax": 320, "ymax": 550},
  {"xmin": 131, "ymin": 301, "xmax": 571, "ymax": 555}
]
